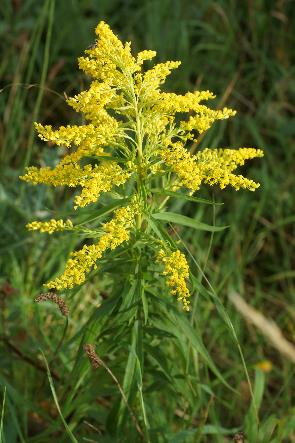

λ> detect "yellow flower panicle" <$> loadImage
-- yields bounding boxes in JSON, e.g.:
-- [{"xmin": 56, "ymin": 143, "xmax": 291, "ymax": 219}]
[
  {"xmin": 151, "ymin": 90, "xmax": 216, "ymax": 115},
  {"xmin": 157, "ymin": 249, "xmax": 190, "ymax": 311},
  {"xmin": 161, "ymin": 144, "xmax": 264, "ymax": 192},
  {"xmin": 21, "ymin": 162, "xmax": 130, "ymax": 209},
  {"xmin": 34, "ymin": 122, "xmax": 118, "ymax": 148},
  {"xmin": 27, "ymin": 219, "xmax": 73, "ymax": 234},
  {"xmin": 21, "ymin": 20, "xmax": 261, "ymax": 212},
  {"xmin": 78, "ymin": 21, "xmax": 138, "ymax": 84},
  {"xmin": 180, "ymin": 106, "xmax": 236, "ymax": 135},
  {"xmin": 139, "ymin": 74, "xmax": 236, "ymax": 139},
  {"xmin": 21, "ymin": 163, "xmax": 88, "ymax": 187},
  {"xmin": 45, "ymin": 205, "xmax": 136, "ymax": 290},
  {"xmin": 195, "ymin": 147, "xmax": 264, "ymax": 190},
  {"xmin": 142, "ymin": 61, "xmax": 181, "ymax": 90},
  {"xmin": 66, "ymin": 82, "xmax": 119, "ymax": 126}
]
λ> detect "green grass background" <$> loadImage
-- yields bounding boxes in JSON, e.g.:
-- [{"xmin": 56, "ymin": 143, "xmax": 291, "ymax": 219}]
[{"xmin": 0, "ymin": 0, "xmax": 294, "ymax": 442}]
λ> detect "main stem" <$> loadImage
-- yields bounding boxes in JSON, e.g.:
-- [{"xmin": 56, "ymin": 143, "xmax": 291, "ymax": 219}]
[
  {"xmin": 131, "ymin": 80, "xmax": 143, "ymax": 230},
  {"xmin": 128, "ymin": 75, "xmax": 151, "ymax": 440}
]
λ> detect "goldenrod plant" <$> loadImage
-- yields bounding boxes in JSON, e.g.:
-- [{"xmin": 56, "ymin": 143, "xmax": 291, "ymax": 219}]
[{"xmin": 21, "ymin": 21, "xmax": 263, "ymax": 441}]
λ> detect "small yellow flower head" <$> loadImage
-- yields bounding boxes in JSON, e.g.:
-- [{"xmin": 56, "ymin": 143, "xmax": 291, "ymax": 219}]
[
  {"xmin": 26, "ymin": 219, "xmax": 73, "ymax": 234},
  {"xmin": 45, "ymin": 205, "xmax": 136, "ymax": 290},
  {"xmin": 157, "ymin": 249, "xmax": 190, "ymax": 311},
  {"xmin": 255, "ymin": 360, "xmax": 273, "ymax": 373}
]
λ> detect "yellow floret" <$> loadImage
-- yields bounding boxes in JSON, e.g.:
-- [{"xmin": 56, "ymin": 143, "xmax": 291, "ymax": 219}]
[
  {"xmin": 66, "ymin": 82, "xmax": 118, "ymax": 125},
  {"xmin": 160, "ymin": 142, "xmax": 203, "ymax": 192}
]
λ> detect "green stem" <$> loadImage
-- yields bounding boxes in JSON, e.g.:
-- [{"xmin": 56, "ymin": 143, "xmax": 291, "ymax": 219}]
[
  {"xmin": 135, "ymin": 110, "xmax": 142, "ymax": 229},
  {"xmin": 129, "ymin": 75, "xmax": 144, "ymax": 230}
]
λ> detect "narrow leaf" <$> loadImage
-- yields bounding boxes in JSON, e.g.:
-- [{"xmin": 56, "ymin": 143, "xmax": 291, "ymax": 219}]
[
  {"xmin": 152, "ymin": 211, "xmax": 228, "ymax": 232},
  {"xmin": 151, "ymin": 188, "xmax": 223, "ymax": 205}
]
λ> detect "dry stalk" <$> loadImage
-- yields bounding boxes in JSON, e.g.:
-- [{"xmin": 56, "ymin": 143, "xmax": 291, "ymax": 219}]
[
  {"xmin": 229, "ymin": 292, "xmax": 295, "ymax": 364},
  {"xmin": 84, "ymin": 344, "xmax": 144, "ymax": 438}
]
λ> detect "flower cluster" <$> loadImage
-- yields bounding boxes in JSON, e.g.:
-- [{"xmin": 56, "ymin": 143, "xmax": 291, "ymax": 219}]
[
  {"xmin": 45, "ymin": 205, "xmax": 136, "ymax": 290},
  {"xmin": 161, "ymin": 144, "xmax": 264, "ymax": 193},
  {"xmin": 27, "ymin": 219, "xmax": 73, "ymax": 234},
  {"xmin": 157, "ymin": 249, "xmax": 190, "ymax": 311},
  {"xmin": 22, "ymin": 21, "xmax": 263, "ymax": 310}
]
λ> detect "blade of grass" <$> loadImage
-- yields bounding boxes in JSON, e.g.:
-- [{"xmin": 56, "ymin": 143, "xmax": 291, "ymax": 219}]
[
  {"xmin": 23, "ymin": 0, "xmax": 55, "ymax": 169},
  {"xmin": 40, "ymin": 350, "xmax": 79, "ymax": 443},
  {"xmin": 0, "ymin": 386, "xmax": 6, "ymax": 443}
]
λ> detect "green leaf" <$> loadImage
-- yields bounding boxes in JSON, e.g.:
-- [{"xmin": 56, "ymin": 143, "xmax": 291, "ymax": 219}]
[
  {"xmin": 167, "ymin": 425, "xmax": 240, "ymax": 443},
  {"xmin": 168, "ymin": 429, "xmax": 196, "ymax": 443},
  {"xmin": 146, "ymin": 216, "xmax": 177, "ymax": 248},
  {"xmin": 169, "ymin": 312, "xmax": 233, "ymax": 390},
  {"xmin": 244, "ymin": 369, "xmax": 266, "ymax": 441},
  {"xmin": 74, "ymin": 199, "xmax": 128, "ymax": 226},
  {"xmin": 152, "ymin": 211, "xmax": 228, "ymax": 232},
  {"xmin": 280, "ymin": 413, "xmax": 295, "ymax": 440},
  {"xmin": 135, "ymin": 355, "xmax": 150, "ymax": 435},
  {"xmin": 0, "ymin": 377, "xmax": 27, "ymax": 443},
  {"xmin": 145, "ymin": 344, "xmax": 173, "ymax": 383},
  {"xmin": 117, "ymin": 322, "xmax": 138, "ymax": 428},
  {"xmin": 189, "ymin": 276, "xmax": 253, "ymax": 403},
  {"xmin": 202, "ymin": 425, "xmax": 240, "ymax": 435},
  {"xmin": 258, "ymin": 416, "xmax": 278, "ymax": 443},
  {"xmin": 151, "ymin": 188, "xmax": 223, "ymax": 205},
  {"xmin": 62, "ymin": 296, "xmax": 120, "ymax": 415},
  {"xmin": 141, "ymin": 285, "xmax": 149, "ymax": 325}
]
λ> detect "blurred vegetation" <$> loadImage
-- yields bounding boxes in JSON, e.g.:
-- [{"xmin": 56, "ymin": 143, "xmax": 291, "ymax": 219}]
[{"xmin": 0, "ymin": 0, "xmax": 294, "ymax": 442}]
